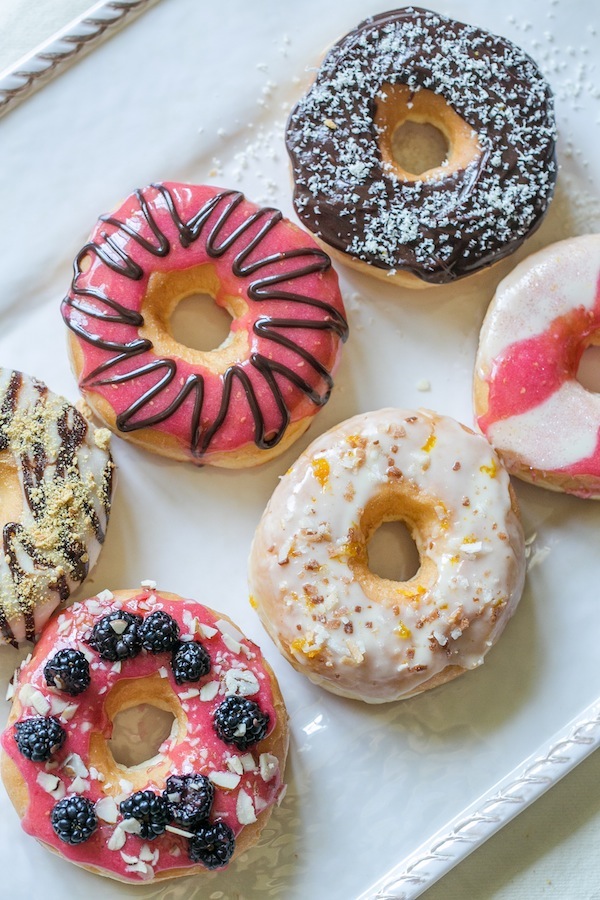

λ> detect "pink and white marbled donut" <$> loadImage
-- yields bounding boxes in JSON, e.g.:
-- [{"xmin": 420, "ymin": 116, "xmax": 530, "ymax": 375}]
[
  {"xmin": 61, "ymin": 183, "xmax": 348, "ymax": 468},
  {"xmin": 474, "ymin": 234, "xmax": 600, "ymax": 498}
]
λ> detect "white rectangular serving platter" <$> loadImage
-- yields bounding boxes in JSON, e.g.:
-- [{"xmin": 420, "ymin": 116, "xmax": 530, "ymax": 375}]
[{"xmin": 0, "ymin": 1, "xmax": 599, "ymax": 898}]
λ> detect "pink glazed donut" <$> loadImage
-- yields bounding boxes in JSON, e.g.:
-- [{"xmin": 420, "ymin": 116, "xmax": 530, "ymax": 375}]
[
  {"xmin": 474, "ymin": 234, "xmax": 600, "ymax": 498},
  {"xmin": 61, "ymin": 183, "xmax": 348, "ymax": 467},
  {"xmin": 1, "ymin": 588, "xmax": 288, "ymax": 883}
]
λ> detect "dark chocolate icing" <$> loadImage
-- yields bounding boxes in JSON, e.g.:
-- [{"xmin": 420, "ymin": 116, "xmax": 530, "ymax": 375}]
[
  {"xmin": 61, "ymin": 184, "xmax": 348, "ymax": 460},
  {"xmin": 285, "ymin": 7, "xmax": 557, "ymax": 284}
]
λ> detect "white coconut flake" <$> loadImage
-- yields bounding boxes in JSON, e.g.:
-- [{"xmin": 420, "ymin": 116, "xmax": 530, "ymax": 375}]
[
  {"xmin": 140, "ymin": 579, "xmax": 157, "ymax": 589},
  {"xmin": 259, "ymin": 752, "xmax": 279, "ymax": 782},
  {"xmin": 95, "ymin": 796, "xmax": 119, "ymax": 823},
  {"xmin": 121, "ymin": 817, "xmax": 143, "ymax": 834},
  {"xmin": 222, "ymin": 633, "xmax": 242, "ymax": 655},
  {"xmin": 108, "ymin": 826, "xmax": 126, "ymax": 851},
  {"xmin": 36, "ymin": 772, "xmax": 60, "ymax": 794},
  {"xmin": 215, "ymin": 619, "xmax": 244, "ymax": 643},
  {"xmin": 57, "ymin": 617, "xmax": 71, "ymax": 634},
  {"xmin": 226, "ymin": 755, "xmax": 244, "ymax": 775},
  {"xmin": 209, "ymin": 771, "xmax": 241, "ymax": 790},
  {"xmin": 199, "ymin": 681, "xmax": 219, "ymax": 701},
  {"xmin": 62, "ymin": 752, "xmax": 89, "ymax": 778},
  {"xmin": 120, "ymin": 851, "xmax": 140, "ymax": 865},
  {"xmin": 198, "ymin": 623, "xmax": 218, "ymax": 639},
  {"xmin": 165, "ymin": 824, "xmax": 195, "ymax": 839},
  {"xmin": 236, "ymin": 789, "xmax": 257, "ymax": 825},
  {"xmin": 68, "ymin": 777, "xmax": 91, "ymax": 793},
  {"xmin": 224, "ymin": 668, "xmax": 260, "ymax": 697},
  {"xmin": 126, "ymin": 860, "xmax": 152, "ymax": 877},
  {"xmin": 158, "ymin": 666, "xmax": 169, "ymax": 679},
  {"xmin": 19, "ymin": 684, "xmax": 50, "ymax": 715},
  {"xmin": 96, "ymin": 589, "xmax": 114, "ymax": 603},
  {"xmin": 110, "ymin": 619, "xmax": 129, "ymax": 635},
  {"xmin": 179, "ymin": 688, "xmax": 200, "ymax": 700},
  {"xmin": 240, "ymin": 753, "xmax": 256, "ymax": 772},
  {"xmin": 59, "ymin": 703, "xmax": 79, "ymax": 722}
]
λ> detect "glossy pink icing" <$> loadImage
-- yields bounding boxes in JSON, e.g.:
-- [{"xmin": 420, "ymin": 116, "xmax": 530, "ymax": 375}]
[
  {"xmin": 1, "ymin": 590, "xmax": 285, "ymax": 882},
  {"xmin": 479, "ymin": 300, "xmax": 600, "ymax": 432},
  {"xmin": 61, "ymin": 183, "xmax": 347, "ymax": 462}
]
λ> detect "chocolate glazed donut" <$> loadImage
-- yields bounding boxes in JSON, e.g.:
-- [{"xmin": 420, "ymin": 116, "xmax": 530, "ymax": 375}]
[{"xmin": 285, "ymin": 7, "xmax": 557, "ymax": 287}]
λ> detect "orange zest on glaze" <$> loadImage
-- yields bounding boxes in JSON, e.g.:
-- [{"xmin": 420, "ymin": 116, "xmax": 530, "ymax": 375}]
[
  {"xmin": 290, "ymin": 637, "xmax": 321, "ymax": 658},
  {"xmin": 395, "ymin": 622, "xmax": 412, "ymax": 639},
  {"xmin": 421, "ymin": 433, "xmax": 437, "ymax": 453},
  {"xmin": 480, "ymin": 458, "xmax": 498, "ymax": 478},
  {"xmin": 397, "ymin": 584, "xmax": 426, "ymax": 600},
  {"xmin": 311, "ymin": 457, "xmax": 330, "ymax": 488}
]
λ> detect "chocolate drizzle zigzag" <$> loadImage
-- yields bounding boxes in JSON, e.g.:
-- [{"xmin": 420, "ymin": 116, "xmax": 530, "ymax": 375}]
[{"xmin": 62, "ymin": 185, "xmax": 348, "ymax": 458}]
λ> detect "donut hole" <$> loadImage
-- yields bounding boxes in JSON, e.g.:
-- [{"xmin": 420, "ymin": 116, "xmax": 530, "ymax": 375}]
[
  {"xmin": 0, "ymin": 454, "xmax": 22, "ymax": 527},
  {"xmin": 88, "ymin": 674, "xmax": 186, "ymax": 787},
  {"xmin": 108, "ymin": 703, "xmax": 176, "ymax": 768},
  {"xmin": 170, "ymin": 292, "xmax": 233, "ymax": 353},
  {"xmin": 390, "ymin": 121, "xmax": 449, "ymax": 176},
  {"xmin": 576, "ymin": 343, "xmax": 600, "ymax": 393},
  {"xmin": 140, "ymin": 263, "xmax": 249, "ymax": 372},
  {"xmin": 351, "ymin": 485, "xmax": 442, "ymax": 606},
  {"xmin": 374, "ymin": 83, "xmax": 480, "ymax": 182},
  {"xmin": 367, "ymin": 520, "xmax": 420, "ymax": 582}
]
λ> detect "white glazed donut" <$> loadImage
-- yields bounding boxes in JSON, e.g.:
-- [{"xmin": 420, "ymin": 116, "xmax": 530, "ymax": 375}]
[
  {"xmin": 474, "ymin": 234, "xmax": 600, "ymax": 498},
  {"xmin": 248, "ymin": 408, "xmax": 525, "ymax": 703}
]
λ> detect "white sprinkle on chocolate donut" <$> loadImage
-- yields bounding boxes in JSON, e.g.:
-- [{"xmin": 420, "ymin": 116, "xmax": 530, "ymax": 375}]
[{"xmin": 285, "ymin": 8, "xmax": 556, "ymax": 286}]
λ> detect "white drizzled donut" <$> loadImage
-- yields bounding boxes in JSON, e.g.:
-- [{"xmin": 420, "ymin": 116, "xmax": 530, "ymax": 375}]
[
  {"xmin": 0, "ymin": 369, "xmax": 114, "ymax": 646},
  {"xmin": 248, "ymin": 408, "xmax": 525, "ymax": 703},
  {"xmin": 474, "ymin": 234, "xmax": 600, "ymax": 498}
]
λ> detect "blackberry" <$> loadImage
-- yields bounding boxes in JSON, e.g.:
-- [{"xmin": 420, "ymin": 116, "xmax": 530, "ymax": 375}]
[
  {"xmin": 88, "ymin": 610, "xmax": 142, "ymax": 661},
  {"xmin": 213, "ymin": 696, "xmax": 269, "ymax": 750},
  {"xmin": 139, "ymin": 611, "xmax": 180, "ymax": 653},
  {"xmin": 119, "ymin": 790, "xmax": 170, "ymax": 840},
  {"xmin": 44, "ymin": 648, "xmax": 90, "ymax": 695},
  {"xmin": 51, "ymin": 796, "xmax": 97, "ymax": 844},
  {"xmin": 188, "ymin": 820, "xmax": 235, "ymax": 869},
  {"xmin": 163, "ymin": 773, "xmax": 214, "ymax": 829},
  {"xmin": 14, "ymin": 716, "xmax": 66, "ymax": 762},
  {"xmin": 171, "ymin": 640, "xmax": 211, "ymax": 684}
]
